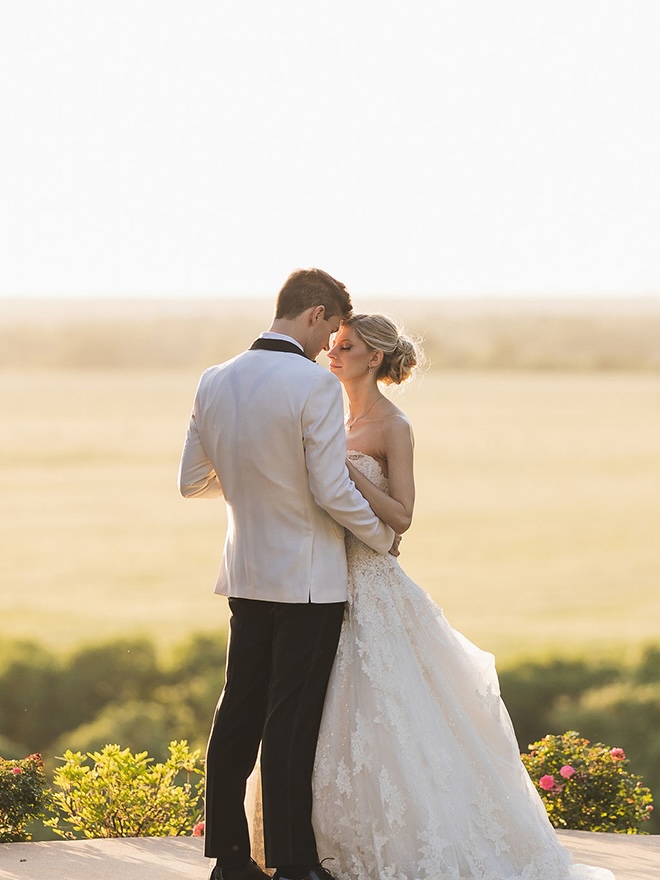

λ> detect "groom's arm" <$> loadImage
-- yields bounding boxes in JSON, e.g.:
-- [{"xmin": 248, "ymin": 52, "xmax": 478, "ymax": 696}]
[
  {"xmin": 302, "ymin": 372, "xmax": 395, "ymax": 555},
  {"xmin": 178, "ymin": 383, "xmax": 224, "ymax": 499}
]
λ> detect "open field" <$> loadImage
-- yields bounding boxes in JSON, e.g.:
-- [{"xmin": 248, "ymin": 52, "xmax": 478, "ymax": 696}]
[
  {"xmin": 2, "ymin": 295, "xmax": 660, "ymax": 372},
  {"xmin": 1, "ymin": 358, "xmax": 659, "ymax": 662}
]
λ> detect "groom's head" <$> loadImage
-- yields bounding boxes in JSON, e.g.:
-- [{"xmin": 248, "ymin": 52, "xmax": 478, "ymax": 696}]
[
  {"xmin": 275, "ymin": 268, "xmax": 352, "ymax": 323},
  {"xmin": 274, "ymin": 268, "xmax": 353, "ymax": 359}
]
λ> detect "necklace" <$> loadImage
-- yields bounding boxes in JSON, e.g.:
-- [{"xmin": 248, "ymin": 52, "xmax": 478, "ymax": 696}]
[{"xmin": 346, "ymin": 397, "xmax": 382, "ymax": 432}]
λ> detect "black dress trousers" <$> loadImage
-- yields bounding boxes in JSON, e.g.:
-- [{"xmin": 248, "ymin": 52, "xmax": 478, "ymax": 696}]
[{"xmin": 204, "ymin": 596, "xmax": 345, "ymax": 869}]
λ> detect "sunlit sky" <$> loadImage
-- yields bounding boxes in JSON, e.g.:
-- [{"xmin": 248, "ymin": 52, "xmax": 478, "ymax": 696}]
[{"xmin": 1, "ymin": 2, "xmax": 659, "ymax": 300}]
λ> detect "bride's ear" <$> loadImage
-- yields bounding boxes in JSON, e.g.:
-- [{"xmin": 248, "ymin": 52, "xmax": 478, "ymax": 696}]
[{"xmin": 369, "ymin": 350, "xmax": 384, "ymax": 370}]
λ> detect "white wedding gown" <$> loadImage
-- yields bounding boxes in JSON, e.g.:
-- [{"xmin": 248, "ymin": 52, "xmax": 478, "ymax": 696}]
[{"xmin": 310, "ymin": 452, "xmax": 614, "ymax": 880}]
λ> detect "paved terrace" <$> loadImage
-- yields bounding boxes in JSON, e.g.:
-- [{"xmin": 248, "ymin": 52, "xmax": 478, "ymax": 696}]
[{"xmin": 0, "ymin": 833, "xmax": 658, "ymax": 880}]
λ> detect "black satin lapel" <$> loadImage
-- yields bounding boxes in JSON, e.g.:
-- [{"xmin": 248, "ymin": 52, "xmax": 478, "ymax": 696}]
[{"xmin": 249, "ymin": 338, "xmax": 308, "ymax": 357}]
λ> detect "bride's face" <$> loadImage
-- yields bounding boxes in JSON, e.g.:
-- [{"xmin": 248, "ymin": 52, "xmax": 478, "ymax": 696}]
[{"xmin": 327, "ymin": 326, "xmax": 373, "ymax": 382}]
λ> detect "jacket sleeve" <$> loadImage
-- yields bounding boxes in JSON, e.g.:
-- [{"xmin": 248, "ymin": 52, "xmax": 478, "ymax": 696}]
[
  {"xmin": 302, "ymin": 372, "xmax": 395, "ymax": 555},
  {"xmin": 178, "ymin": 390, "xmax": 224, "ymax": 499}
]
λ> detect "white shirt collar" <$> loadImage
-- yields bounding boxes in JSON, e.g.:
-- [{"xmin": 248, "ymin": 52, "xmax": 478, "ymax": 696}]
[{"xmin": 259, "ymin": 332, "xmax": 304, "ymax": 352}]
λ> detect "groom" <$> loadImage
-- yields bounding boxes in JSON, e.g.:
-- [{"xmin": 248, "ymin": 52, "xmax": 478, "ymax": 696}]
[{"xmin": 178, "ymin": 268, "xmax": 395, "ymax": 880}]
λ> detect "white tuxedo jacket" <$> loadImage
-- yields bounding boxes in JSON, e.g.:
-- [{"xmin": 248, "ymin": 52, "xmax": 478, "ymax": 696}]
[{"xmin": 178, "ymin": 346, "xmax": 395, "ymax": 603}]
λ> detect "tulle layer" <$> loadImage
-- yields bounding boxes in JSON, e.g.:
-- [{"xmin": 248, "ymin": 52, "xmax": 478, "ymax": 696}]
[{"xmin": 311, "ymin": 453, "xmax": 614, "ymax": 880}]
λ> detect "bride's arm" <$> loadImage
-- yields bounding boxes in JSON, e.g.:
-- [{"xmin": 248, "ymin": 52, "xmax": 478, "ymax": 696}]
[{"xmin": 347, "ymin": 416, "xmax": 415, "ymax": 534}]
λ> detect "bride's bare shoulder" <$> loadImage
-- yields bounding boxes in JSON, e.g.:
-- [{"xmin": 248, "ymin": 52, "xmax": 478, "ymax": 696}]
[
  {"xmin": 380, "ymin": 400, "xmax": 412, "ymax": 425},
  {"xmin": 381, "ymin": 406, "xmax": 414, "ymax": 443}
]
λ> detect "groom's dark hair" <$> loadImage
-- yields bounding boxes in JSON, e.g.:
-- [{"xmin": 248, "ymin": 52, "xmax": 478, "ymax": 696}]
[{"xmin": 275, "ymin": 268, "xmax": 353, "ymax": 320}]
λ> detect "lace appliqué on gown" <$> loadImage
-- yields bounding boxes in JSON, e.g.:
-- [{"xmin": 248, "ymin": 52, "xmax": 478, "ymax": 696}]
[{"xmin": 311, "ymin": 452, "xmax": 614, "ymax": 880}]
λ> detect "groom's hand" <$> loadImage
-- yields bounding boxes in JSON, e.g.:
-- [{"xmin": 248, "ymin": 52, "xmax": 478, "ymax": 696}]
[{"xmin": 388, "ymin": 534, "xmax": 402, "ymax": 557}]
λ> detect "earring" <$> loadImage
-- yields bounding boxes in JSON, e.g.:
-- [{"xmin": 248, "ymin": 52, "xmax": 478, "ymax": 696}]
[{"xmin": 368, "ymin": 366, "xmax": 373, "ymax": 374}]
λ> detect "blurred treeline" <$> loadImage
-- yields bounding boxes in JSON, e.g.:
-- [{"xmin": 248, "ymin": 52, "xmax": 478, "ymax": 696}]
[
  {"xmin": 1, "ymin": 298, "xmax": 660, "ymax": 371},
  {"xmin": 0, "ymin": 635, "xmax": 658, "ymax": 833},
  {"xmin": 0, "ymin": 634, "xmax": 225, "ymax": 772}
]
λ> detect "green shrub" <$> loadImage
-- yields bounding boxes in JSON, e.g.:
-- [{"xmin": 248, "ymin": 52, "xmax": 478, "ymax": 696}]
[
  {"xmin": 0, "ymin": 638, "xmax": 167, "ymax": 758},
  {"xmin": 166, "ymin": 632, "xmax": 226, "ymax": 686},
  {"xmin": 548, "ymin": 679, "xmax": 660, "ymax": 834},
  {"xmin": 0, "ymin": 635, "xmax": 223, "ymax": 765},
  {"xmin": 521, "ymin": 731, "xmax": 653, "ymax": 832},
  {"xmin": 0, "ymin": 735, "xmax": 26, "ymax": 761},
  {"xmin": 52, "ymin": 697, "xmax": 199, "ymax": 764},
  {"xmin": 0, "ymin": 753, "xmax": 50, "ymax": 842},
  {"xmin": 164, "ymin": 632, "xmax": 226, "ymax": 737},
  {"xmin": 632, "ymin": 646, "xmax": 660, "ymax": 684},
  {"xmin": 0, "ymin": 641, "xmax": 61, "ymax": 753},
  {"xmin": 499, "ymin": 657, "xmax": 621, "ymax": 750},
  {"xmin": 45, "ymin": 740, "xmax": 203, "ymax": 839},
  {"xmin": 60, "ymin": 639, "xmax": 162, "ymax": 732}
]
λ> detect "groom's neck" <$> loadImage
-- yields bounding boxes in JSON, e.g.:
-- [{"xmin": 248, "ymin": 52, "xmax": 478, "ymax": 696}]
[{"xmin": 269, "ymin": 317, "xmax": 306, "ymax": 348}]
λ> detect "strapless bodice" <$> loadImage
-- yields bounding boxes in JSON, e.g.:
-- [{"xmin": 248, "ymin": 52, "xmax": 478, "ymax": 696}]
[{"xmin": 346, "ymin": 450, "xmax": 389, "ymax": 492}]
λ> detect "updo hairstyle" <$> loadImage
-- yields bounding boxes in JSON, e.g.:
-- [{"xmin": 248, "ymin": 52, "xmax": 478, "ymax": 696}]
[{"xmin": 344, "ymin": 313, "xmax": 422, "ymax": 385}]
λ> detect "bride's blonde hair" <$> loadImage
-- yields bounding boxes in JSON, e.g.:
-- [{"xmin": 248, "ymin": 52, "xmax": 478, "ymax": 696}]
[{"xmin": 343, "ymin": 313, "xmax": 423, "ymax": 385}]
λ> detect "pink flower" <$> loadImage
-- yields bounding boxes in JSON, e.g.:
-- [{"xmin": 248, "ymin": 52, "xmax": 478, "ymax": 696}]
[
  {"xmin": 610, "ymin": 748, "xmax": 626, "ymax": 760},
  {"xmin": 11, "ymin": 767, "xmax": 22, "ymax": 774},
  {"xmin": 559, "ymin": 765, "xmax": 575, "ymax": 778},
  {"xmin": 193, "ymin": 821, "xmax": 205, "ymax": 837},
  {"xmin": 539, "ymin": 774, "xmax": 555, "ymax": 791}
]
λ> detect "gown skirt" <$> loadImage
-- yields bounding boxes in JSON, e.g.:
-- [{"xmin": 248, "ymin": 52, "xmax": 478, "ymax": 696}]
[{"xmin": 309, "ymin": 453, "xmax": 614, "ymax": 880}]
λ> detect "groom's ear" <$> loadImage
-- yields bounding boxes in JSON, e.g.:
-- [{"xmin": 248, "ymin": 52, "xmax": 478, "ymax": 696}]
[{"xmin": 310, "ymin": 305, "xmax": 326, "ymax": 324}]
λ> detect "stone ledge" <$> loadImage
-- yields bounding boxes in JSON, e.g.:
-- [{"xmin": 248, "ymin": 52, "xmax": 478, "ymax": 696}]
[
  {"xmin": 0, "ymin": 836, "xmax": 204, "ymax": 880},
  {"xmin": 0, "ymin": 832, "xmax": 658, "ymax": 880},
  {"xmin": 559, "ymin": 830, "xmax": 659, "ymax": 880}
]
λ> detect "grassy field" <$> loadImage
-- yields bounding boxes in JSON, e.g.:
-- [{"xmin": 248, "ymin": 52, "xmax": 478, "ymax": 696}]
[
  {"xmin": 1, "ymin": 360, "xmax": 659, "ymax": 663},
  {"xmin": 2, "ymin": 295, "xmax": 660, "ymax": 371}
]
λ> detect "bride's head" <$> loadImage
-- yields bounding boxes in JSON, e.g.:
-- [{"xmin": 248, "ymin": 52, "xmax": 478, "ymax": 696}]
[{"xmin": 329, "ymin": 313, "xmax": 422, "ymax": 386}]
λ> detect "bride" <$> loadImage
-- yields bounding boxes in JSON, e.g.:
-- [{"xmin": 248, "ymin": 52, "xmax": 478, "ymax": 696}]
[{"xmin": 308, "ymin": 313, "xmax": 614, "ymax": 880}]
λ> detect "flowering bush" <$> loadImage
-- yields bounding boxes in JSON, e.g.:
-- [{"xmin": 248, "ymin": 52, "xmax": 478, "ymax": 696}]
[
  {"xmin": 0, "ymin": 753, "xmax": 50, "ymax": 842},
  {"xmin": 45, "ymin": 740, "xmax": 203, "ymax": 839},
  {"xmin": 521, "ymin": 731, "xmax": 653, "ymax": 832}
]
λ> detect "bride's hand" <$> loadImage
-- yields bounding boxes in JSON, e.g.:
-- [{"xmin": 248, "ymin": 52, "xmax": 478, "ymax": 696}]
[{"xmin": 388, "ymin": 534, "xmax": 402, "ymax": 557}]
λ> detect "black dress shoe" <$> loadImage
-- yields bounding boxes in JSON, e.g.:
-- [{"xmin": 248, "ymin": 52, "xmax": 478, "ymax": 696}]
[
  {"xmin": 210, "ymin": 859, "xmax": 271, "ymax": 880},
  {"xmin": 273, "ymin": 863, "xmax": 335, "ymax": 880},
  {"xmin": 305, "ymin": 866, "xmax": 335, "ymax": 880}
]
